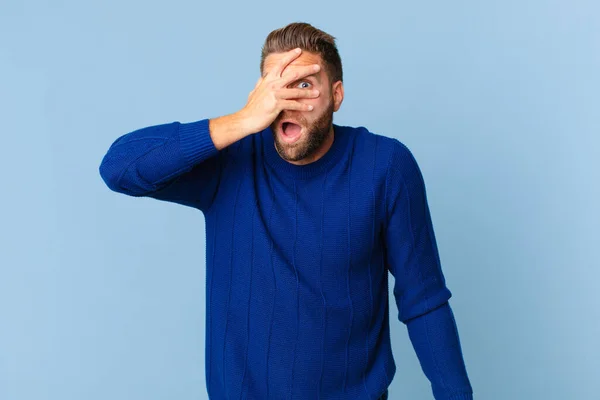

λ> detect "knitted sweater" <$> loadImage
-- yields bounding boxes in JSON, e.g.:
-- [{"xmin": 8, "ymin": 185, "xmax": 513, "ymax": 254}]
[{"xmin": 99, "ymin": 118, "xmax": 474, "ymax": 400}]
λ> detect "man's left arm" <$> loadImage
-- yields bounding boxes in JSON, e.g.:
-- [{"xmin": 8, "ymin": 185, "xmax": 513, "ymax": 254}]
[{"xmin": 383, "ymin": 141, "xmax": 474, "ymax": 400}]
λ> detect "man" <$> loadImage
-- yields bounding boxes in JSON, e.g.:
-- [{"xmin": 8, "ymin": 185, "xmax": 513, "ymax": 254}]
[{"xmin": 99, "ymin": 22, "xmax": 474, "ymax": 400}]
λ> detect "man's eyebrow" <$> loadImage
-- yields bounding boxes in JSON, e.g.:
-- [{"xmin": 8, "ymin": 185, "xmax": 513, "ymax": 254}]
[
  {"xmin": 294, "ymin": 73, "xmax": 321, "ymax": 83},
  {"xmin": 261, "ymin": 70, "xmax": 322, "ymax": 82},
  {"xmin": 308, "ymin": 73, "xmax": 321, "ymax": 82}
]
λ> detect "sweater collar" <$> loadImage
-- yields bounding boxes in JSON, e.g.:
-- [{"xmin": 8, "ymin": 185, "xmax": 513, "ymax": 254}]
[{"xmin": 262, "ymin": 123, "xmax": 351, "ymax": 180}]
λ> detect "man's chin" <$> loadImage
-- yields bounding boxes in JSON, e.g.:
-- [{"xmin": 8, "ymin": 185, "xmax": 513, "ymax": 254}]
[{"xmin": 275, "ymin": 133, "xmax": 308, "ymax": 160}]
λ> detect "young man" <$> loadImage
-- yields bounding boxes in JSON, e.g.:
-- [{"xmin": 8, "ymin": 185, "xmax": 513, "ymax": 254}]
[{"xmin": 99, "ymin": 22, "xmax": 474, "ymax": 400}]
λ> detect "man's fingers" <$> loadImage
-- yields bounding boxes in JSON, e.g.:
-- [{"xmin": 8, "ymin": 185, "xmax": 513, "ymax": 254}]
[
  {"xmin": 280, "ymin": 64, "xmax": 320, "ymax": 87},
  {"xmin": 277, "ymin": 88, "xmax": 320, "ymax": 100},
  {"xmin": 272, "ymin": 48, "xmax": 303, "ymax": 77},
  {"xmin": 281, "ymin": 100, "xmax": 314, "ymax": 111}
]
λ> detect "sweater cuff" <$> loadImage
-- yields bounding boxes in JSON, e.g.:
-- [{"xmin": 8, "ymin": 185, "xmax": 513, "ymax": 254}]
[
  {"xmin": 448, "ymin": 393, "xmax": 473, "ymax": 400},
  {"xmin": 178, "ymin": 119, "xmax": 220, "ymax": 166}
]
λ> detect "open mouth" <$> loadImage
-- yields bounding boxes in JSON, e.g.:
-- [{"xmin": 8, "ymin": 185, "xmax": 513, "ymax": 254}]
[{"xmin": 280, "ymin": 122, "xmax": 302, "ymax": 143}]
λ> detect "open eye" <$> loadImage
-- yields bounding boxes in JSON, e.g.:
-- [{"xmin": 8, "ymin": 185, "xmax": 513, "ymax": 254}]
[{"xmin": 296, "ymin": 81, "xmax": 311, "ymax": 89}]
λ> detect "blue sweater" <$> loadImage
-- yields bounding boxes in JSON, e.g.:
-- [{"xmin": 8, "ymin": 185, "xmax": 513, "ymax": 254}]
[{"xmin": 99, "ymin": 118, "xmax": 474, "ymax": 400}]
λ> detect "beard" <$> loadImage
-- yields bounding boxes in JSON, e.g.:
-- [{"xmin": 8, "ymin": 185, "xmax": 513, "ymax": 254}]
[{"xmin": 271, "ymin": 98, "xmax": 335, "ymax": 163}]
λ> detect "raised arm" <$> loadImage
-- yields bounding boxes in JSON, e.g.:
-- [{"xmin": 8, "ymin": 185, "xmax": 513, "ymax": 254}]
[
  {"xmin": 98, "ymin": 117, "xmax": 237, "ymax": 212},
  {"xmin": 99, "ymin": 47, "xmax": 322, "ymax": 212},
  {"xmin": 383, "ymin": 141, "xmax": 473, "ymax": 399}
]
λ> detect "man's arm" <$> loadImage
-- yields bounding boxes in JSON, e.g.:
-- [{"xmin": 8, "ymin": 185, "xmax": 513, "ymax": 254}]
[
  {"xmin": 98, "ymin": 47, "xmax": 321, "ymax": 212},
  {"xmin": 383, "ymin": 140, "xmax": 474, "ymax": 399},
  {"xmin": 98, "ymin": 116, "xmax": 240, "ymax": 212},
  {"xmin": 406, "ymin": 303, "xmax": 474, "ymax": 400}
]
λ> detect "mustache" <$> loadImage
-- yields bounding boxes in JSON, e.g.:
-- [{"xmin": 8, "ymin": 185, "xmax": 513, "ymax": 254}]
[{"xmin": 277, "ymin": 112, "xmax": 306, "ymax": 125}]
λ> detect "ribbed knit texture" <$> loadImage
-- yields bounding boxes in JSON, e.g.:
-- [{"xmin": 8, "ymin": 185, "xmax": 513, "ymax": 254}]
[{"xmin": 99, "ymin": 118, "xmax": 474, "ymax": 399}]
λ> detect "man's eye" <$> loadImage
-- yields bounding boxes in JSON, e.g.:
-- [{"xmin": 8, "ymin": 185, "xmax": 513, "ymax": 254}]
[{"xmin": 296, "ymin": 81, "xmax": 311, "ymax": 89}]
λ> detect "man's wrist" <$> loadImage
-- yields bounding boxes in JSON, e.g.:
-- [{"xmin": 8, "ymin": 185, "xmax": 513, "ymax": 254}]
[{"xmin": 208, "ymin": 111, "xmax": 250, "ymax": 150}]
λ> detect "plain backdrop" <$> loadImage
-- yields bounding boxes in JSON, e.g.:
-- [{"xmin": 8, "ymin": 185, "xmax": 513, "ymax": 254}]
[{"xmin": 1, "ymin": 1, "xmax": 598, "ymax": 399}]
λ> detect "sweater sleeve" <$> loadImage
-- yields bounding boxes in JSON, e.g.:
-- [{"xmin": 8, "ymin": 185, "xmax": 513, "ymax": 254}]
[
  {"xmin": 406, "ymin": 303, "xmax": 474, "ymax": 400},
  {"xmin": 99, "ymin": 118, "xmax": 227, "ymax": 212},
  {"xmin": 383, "ymin": 141, "xmax": 473, "ymax": 399},
  {"xmin": 383, "ymin": 140, "xmax": 452, "ymax": 323}
]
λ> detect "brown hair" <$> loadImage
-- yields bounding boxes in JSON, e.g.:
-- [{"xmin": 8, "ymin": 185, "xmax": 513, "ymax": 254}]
[{"xmin": 260, "ymin": 22, "xmax": 343, "ymax": 84}]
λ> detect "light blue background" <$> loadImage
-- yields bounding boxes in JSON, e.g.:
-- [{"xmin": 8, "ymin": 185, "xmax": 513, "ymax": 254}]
[{"xmin": 1, "ymin": 1, "xmax": 598, "ymax": 399}]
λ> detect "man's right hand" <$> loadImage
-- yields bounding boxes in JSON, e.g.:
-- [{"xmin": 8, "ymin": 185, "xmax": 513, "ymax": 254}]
[
  {"xmin": 238, "ymin": 48, "xmax": 321, "ymax": 134},
  {"xmin": 208, "ymin": 48, "xmax": 320, "ymax": 151}
]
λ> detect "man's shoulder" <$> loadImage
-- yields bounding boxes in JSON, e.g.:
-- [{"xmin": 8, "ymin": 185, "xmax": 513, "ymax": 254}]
[{"xmin": 341, "ymin": 123, "xmax": 412, "ymax": 169}]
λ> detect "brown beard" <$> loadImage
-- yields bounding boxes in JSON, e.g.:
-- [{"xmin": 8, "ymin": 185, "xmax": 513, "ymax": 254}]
[{"xmin": 271, "ymin": 98, "xmax": 335, "ymax": 163}]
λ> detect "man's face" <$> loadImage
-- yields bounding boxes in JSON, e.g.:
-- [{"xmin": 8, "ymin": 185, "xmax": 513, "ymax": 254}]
[{"xmin": 262, "ymin": 51, "xmax": 342, "ymax": 164}]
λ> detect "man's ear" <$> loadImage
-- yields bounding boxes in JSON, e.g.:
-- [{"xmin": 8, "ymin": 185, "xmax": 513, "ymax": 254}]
[{"xmin": 332, "ymin": 81, "xmax": 344, "ymax": 112}]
